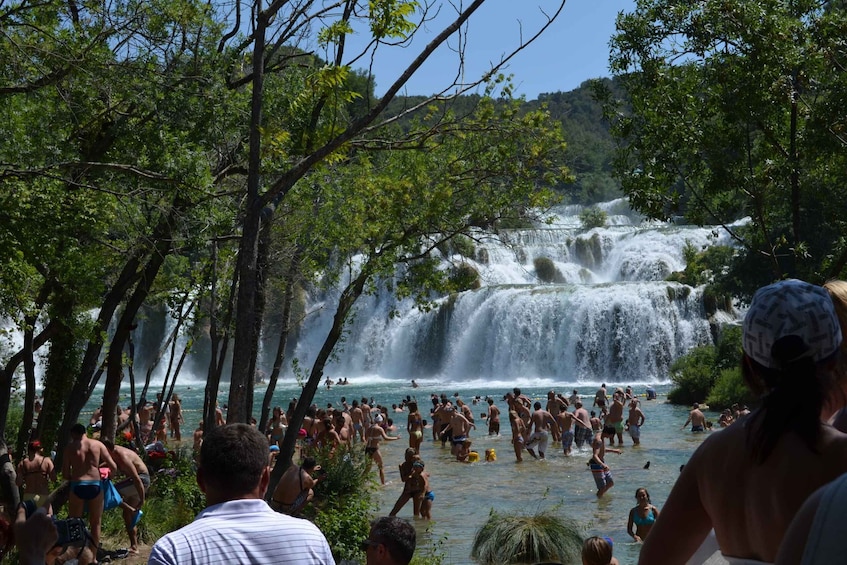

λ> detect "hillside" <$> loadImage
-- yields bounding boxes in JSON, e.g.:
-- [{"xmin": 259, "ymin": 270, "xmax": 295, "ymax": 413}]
[{"xmin": 382, "ymin": 77, "xmax": 625, "ymax": 206}]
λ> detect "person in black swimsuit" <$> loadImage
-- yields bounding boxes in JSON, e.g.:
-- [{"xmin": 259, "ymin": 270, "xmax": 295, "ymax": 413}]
[{"xmin": 270, "ymin": 457, "xmax": 324, "ymax": 516}]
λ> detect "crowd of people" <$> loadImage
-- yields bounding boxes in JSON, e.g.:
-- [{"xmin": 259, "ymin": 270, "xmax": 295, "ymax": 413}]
[{"xmin": 11, "ymin": 277, "xmax": 847, "ymax": 565}]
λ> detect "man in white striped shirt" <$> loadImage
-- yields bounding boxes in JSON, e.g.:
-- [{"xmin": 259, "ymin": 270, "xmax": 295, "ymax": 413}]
[{"xmin": 148, "ymin": 423, "xmax": 335, "ymax": 564}]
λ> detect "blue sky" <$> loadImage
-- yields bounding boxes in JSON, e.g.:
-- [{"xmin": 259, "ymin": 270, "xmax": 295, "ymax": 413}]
[{"xmin": 360, "ymin": 0, "xmax": 636, "ymax": 100}]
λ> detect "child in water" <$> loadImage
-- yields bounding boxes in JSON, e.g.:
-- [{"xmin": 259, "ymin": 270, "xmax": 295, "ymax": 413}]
[{"xmin": 582, "ymin": 536, "xmax": 619, "ymax": 565}]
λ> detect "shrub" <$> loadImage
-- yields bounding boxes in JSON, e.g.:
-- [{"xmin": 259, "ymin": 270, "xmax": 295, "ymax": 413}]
[
  {"xmin": 450, "ymin": 263, "xmax": 481, "ymax": 291},
  {"xmin": 578, "ymin": 206, "xmax": 607, "ymax": 230},
  {"xmin": 668, "ymin": 346, "xmax": 717, "ymax": 405},
  {"xmin": 471, "ymin": 509, "xmax": 583, "ymax": 564},
  {"xmin": 669, "ymin": 324, "xmax": 745, "ymax": 406},
  {"xmin": 307, "ymin": 444, "xmax": 376, "ymax": 562},
  {"xmin": 533, "ymin": 257, "xmax": 563, "ymax": 283},
  {"xmin": 452, "ymin": 235, "xmax": 476, "ymax": 259},
  {"xmin": 707, "ymin": 367, "xmax": 756, "ymax": 410}
]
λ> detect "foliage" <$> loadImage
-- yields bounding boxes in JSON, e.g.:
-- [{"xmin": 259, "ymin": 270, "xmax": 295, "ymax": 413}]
[
  {"xmin": 669, "ymin": 325, "xmax": 745, "ymax": 406},
  {"xmin": 534, "ymin": 257, "xmax": 564, "ymax": 284},
  {"xmin": 450, "ymin": 263, "xmax": 482, "ymax": 291},
  {"xmin": 603, "ymin": 0, "xmax": 847, "ymax": 294},
  {"xmin": 145, "ymin": 448, "xmax": 206, "ymax": 525},
  {"xmin": 707, "ymin": 367, "xmax": 756, "ymax": 411},
  {"xmin": 578, "ymin": 207, "xmax": 607, "ymax": 230},
  {"xmin": 305, "ymin": 444, "xmax": 376, "ymax": 561},
  {"xmin": 668, "ymin": 346, "xmax": 717, "ymax": 406},
  {"xmin": 471, "ymin": 508, "xmax": 583, "ymax": 565}
]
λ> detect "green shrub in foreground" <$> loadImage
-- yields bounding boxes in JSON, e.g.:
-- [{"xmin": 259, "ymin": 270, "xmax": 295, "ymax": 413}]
[{"xmin": 471, "ymin": 509, "xmax": 583, "ymax": 564}]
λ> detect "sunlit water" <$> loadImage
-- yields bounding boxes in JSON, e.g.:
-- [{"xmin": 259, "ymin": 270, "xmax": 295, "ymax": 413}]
[{"xmin": 90, "ymin": 378, "xmax": 712, "ymax": 565}]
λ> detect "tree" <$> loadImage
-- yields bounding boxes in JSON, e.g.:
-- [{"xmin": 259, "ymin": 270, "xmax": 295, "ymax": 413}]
[
  {"xmin": 266, "ymin": 92, "xmax": 568, "ymax": 493},
  {"xmin": 602, "ymin": 0, "xmax": 847, "ymax": 297}
]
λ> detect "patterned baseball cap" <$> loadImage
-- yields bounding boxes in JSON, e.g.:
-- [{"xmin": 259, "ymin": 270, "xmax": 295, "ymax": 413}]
[{"xmin": 742, "ymin": 279, "xmax": 842, "ymax": 369}]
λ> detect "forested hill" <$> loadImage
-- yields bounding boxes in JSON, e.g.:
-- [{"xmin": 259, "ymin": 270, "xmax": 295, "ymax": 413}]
[{"xmin": 384, "ymin": 77, "xmax": 625, "ymax": 205}]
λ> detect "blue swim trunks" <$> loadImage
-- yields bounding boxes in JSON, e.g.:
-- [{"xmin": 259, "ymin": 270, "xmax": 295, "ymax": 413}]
[
  {"xmin": 425, "ymin": 491, "xmax": 435, "ymax": 501},
  {"xmin": 71, "ymin": 479, "xmax": 102, "ymax": 500},
  {"xmin": 589, "ymin": 463, "xmax": 613, "ymax": 490}
]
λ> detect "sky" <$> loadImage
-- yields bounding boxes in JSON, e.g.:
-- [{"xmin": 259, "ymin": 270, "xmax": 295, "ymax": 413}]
[{"xmin": 359, "ymin": 0, "xmax": 637, "ymax": 100}]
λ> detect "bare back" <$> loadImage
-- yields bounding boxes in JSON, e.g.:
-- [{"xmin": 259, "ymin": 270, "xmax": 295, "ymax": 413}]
[
  {"xmin": 64, "ymin": 438, "xmax": 115, "ymax": 482},
  {"xmin": 642, "ymin": 420, "xmax": 847, "ymax": 563}
]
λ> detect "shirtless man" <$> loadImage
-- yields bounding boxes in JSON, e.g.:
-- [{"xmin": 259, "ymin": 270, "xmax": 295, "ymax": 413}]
[
  {"xmin": 365, "ymin": 423, "xmax": 400, "ymax": 484},
  {"xmin": 62, "ymin": 423, "xmax": 117, "ymax": 555},
  {"xmin": 441, "ymin": 408, "xmax": 475, "ymax": 459},
  {"xmin": 590, "ymin": 427, "xmax": 621, "ymax": 497},
  {"xmin": 270, "ymin": 457, "xmax": 324, "ymax": 516},
  {"xmin": 487, "ymin": 398, "xmax": 500, "ymax": 436},
  {"xmin": 168, "ymin": 394, "xmax": 183, "ymax": 442},
  {"xmin": 626, "ymin": 399, "xmax": 646, "ymax": 446},
  {"xmin": 505, "ymin": 392, "xmax": 531, "ymax": 424},
  {"xmin": 682, "ymin": 403, "xmax": 707, "ymax": 432},
  {"xmin": 573, "ymin": 401, "xmax": 593, "ymax": 449},
  {"xmin": 193, "ymin": 423, "xmax": 204, "ymax": 452},
  {"xmin": 509, "ymin": 410, "xmax": 529, "ymax": 462},
  {"xmin": 138, "ymin": 400, "xmax": 154, "ymax": 443},
  {"xmin": 525, "ymin": 402, "xmax": 557, "ymax": 459},
  {"xmin": 569, "ymin": 389, "xmax": 581, "ymax": 406},
  {"xmin": 594, "ymin": 384, "xmax": 609, "ymax": 417},
  {"xmin": 102, "ymin": 440, "xmax": 148, "ymax": 554},
  {"xmin": 351, "ymin": 400, "xmax": 365, "ymax": 442},
  {"xmin": 606, "ymin": 391, "xmax": 626, "ymax": 446},
  {"xmin": 16, "ymin": 441, "xmax": 54, "ymax": 507},
  {"xmin": 360, "ymin": 397, "xmax": 373, "ymax": 432},
  {"xmin": 545, "ymin": 391, "xmax": 564, "ymax": 442},
  {"xmin": 556, "ymin": 409, "xmax": 577, "ymax": 456}
]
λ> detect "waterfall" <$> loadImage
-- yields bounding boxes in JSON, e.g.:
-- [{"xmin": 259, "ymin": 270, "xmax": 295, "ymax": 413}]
[
  {"xmin": 290, "ymin": 199, "xmax": 734, "ymax": 385},
  {"xmin": 0, "ymin": 199, "xmax": 736, "ymax": 388}
]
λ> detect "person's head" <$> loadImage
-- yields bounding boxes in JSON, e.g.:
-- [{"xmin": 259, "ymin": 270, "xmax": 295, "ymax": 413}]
[
  {"xmin": 534, "ymin": 401, "xmax": 542, "ymax": 410},
  {"xmin": 743, "ymin": 279, "xmax": 843, "ymax": 461},
  {"xmin": 70, "ymin": 423, "xmax": 86, "ymax": 438},
  {"xmin": 365, "ymin": 516, "xmax": 416, "ymax": 565},
  {"xmin": 487, "ymin": 398, "xmax": 494, "ymax": 406},
  {"xmin": 27, "ymin": 440, "xmax": 41, "ymax": 453},
  {"xmin": 198, "ymin": 423, "xmax": 269, "ymax": 504},
  {"xmin": 301, "ymin": 456, "xmax": 318, "ymax": 472},
  {"xmin": 635, "ymin": 488, "xmax": 651, "ymax": 504},
  {"xmin": 582, "ymin": 536, "xmax": 614, "ymax": 565},
  {"xmin": 513, "ymin": 387, "xmax": 522, "ymax": 396},
  {"xmin": 404, "ymin": 448, "xmax": 416, "ymax": 462}
]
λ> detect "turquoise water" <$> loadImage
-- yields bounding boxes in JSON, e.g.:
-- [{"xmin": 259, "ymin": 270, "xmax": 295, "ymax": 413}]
[{"xmin": 95, "ymin": 379, "xmax": 708, "ymax": 565}]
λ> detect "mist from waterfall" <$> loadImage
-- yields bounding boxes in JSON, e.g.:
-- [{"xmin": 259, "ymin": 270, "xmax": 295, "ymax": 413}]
[{"xmin": 290, "ymin": 198, "xmax": 735, "ymax": 386}]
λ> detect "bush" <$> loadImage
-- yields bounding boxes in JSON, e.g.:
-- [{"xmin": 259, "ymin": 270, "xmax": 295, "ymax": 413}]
[
  {"xmin": 578, "ymin": 206, "xmax": 607, "ymax": 230},
  {"xmin": 450, "ymin": 263, "xmax": 481, "ymax": 291},
  {"xmin": 471, "ymin": 509, "xmax": 583, "ymax": 564},
  {"xmin": 669, "ymin": 325, "xmax": 745, "ymax": 406},
  {"xmin": 707, "ymin": 367, "xmax": 756, "ymax": 411},
  {"xmin": 533, "ymin": 257, "xmax": 564, "ymax": 283},
  {"xmin": 307, "ymin": 444, "xmax": 376, "ymax": 562},
  {"xmin": 668, "ymin": 346, "xmax": 717, "ymax": 405}
]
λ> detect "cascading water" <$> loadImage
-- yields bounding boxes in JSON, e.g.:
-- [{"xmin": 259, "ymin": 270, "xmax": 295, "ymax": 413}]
[{"xmin": 290, "ymin": 198, "xmax": 736, "ymax": 385}]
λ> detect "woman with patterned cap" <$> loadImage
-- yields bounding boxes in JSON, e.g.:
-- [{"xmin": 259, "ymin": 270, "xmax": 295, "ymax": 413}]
[{"xmin": 639, "ymin": 279, "xmax": 847, "ymax": 565}]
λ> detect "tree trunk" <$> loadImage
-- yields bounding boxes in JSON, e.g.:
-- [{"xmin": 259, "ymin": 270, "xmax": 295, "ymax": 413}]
[
  {"xmin": 228, "ymin": 1, "xmax": 268, "ymax": 424},
  {"xmin": 258, "ymin": 247, "xmax": 302, "ymax": 433},
  {"xmin": 267, "ymin": 270, "xmax": 368, "ymax": 497},
  {"xmin": 100, "ymin": 226, "xmax": 175, "ymax": 441}
]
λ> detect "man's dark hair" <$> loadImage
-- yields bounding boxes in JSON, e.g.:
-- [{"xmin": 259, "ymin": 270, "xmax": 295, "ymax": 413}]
[
  {"xmin": 199, "ymin": 423, "xmax": 268, "ymax": 498},
  {"xmin": 301, "ymin": 457, "xmax": 317, "ymax": 471},
  {"xmin": 371, "ymin": 516, "xmax": 416, "ymax": 564},
  {"xmin": 70, "ymin": 423, "xmax": 86, "ymax": 436}
]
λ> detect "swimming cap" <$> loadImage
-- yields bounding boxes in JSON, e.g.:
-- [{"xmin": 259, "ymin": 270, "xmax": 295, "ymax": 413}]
[
  {"xmin": 269, "ymin": 445, "xmax": 280, "ymax": 452},
  {"xmin": 742, "ymin": 279, "xmax": 842, "ymax": 369}
]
